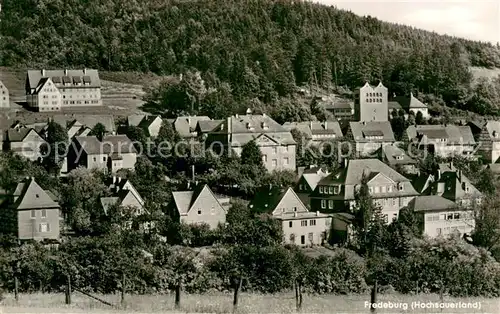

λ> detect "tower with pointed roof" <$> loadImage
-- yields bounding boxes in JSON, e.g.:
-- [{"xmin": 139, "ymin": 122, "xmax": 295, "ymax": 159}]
[{"xmin": 355, "ymin": 82, "xmax": 388, "ymax": 122}]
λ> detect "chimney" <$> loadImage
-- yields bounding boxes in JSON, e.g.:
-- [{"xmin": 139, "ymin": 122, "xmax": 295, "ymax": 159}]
[
  {"xmin": 449, "ymin": 161, "xmax": 453, "ymax": 169},
  {"xmin": 83, "ymin": 68, "xmax": 87, "ymax": 75},
  {"xmin": 344, "ymin": 158, "xmax": 348, "ymax": 168},
  {"xmin": 324, "ymin": 121, "xmax": 328, "ymax": 130},
  {"xmin": 226, "ymin": 117, "xmax": 232, "ymax": 133},
  {"xmin": 437, "ymin": 169, "xmax": 441, "ymax": 181},
  {"xmin": 188, "ymin": 117, "xmax": 191, "ymax": 126},
  {"xmin": 192, "ymin": 165, "xmax": 195, "ymax": 182},
  {"xmin": 310, "ymin": 121, "xmax": 313, "ymax": 130},
  {"xmin": 41, "ymin": 69, "xmax": 46, "ymax": 76},
  {"xmin": 187, "ymin": 181, "xmax": 191, "ymax": 190},
  {"xmin": 235, "ymin": 114, "xmax": 239, "ymax": 119},
  {"xmin": 458, "ymin": 170, "xmax": 462, "ymax": 182},
  {"xmin": 64, "ymin": 69, "xmax": 68, "ymax": 76},
  {"xmin": 316, "ymin": 211, "xmax": 319, "ymax": 216},
  {"xmin": 294, "ymin": 212, "xmax": 297, "ymax": 218}
]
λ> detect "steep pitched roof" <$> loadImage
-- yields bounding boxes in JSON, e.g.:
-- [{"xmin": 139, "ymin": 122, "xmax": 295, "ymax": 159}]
[
  {"xmin": 301, "ymin": 167, "xmax": 330, "ymax": 191},
  {"xmin": 282, "ymin": 121, "xmax": 343, "ymax": 138},
  {"xmin": 349, "ymin": 121, "xmax": 395, "ymax": 143},
  {"xmin": 127, "ymin": 114, "xmax": 146, "ymax": 127},
  {"xmin": 174, "ymin": 116, "xmax": 210, "ymax": 138},
  {"xmin": 7, "ymin": 128, "xmax": 44, "ymax": 143},
  {"xmin": 172, "ymin": 184, "xmax": 222, "ymax": 216},
  {"xmin": 13, "ymin": 178, "xmax": 60, "ymax": 210},
  {"xmin": 197, "ymin": 120, "xmax": 224, "ymax": 133}
]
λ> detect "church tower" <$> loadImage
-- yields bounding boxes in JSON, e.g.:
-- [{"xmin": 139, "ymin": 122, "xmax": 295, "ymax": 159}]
[{"xmin": 354, "ymin": 82, "xmax": 388, "ymax": 122}]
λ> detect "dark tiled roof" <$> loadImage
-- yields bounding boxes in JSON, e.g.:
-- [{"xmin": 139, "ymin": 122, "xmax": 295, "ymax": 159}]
[
  {"xmin": 410, "ymin": 195, "xmax": 456, "ymax": 212},
  {"xmin": 74, "ymin": 135, "xmax": 136, "ymax": 155},
  {"xmin": 27, "ymin": 69, "xmax": 101, "ymax": 90},
  {"xmin": 350, "ymin": 121, "xmax": 395, "ymax": 142}
]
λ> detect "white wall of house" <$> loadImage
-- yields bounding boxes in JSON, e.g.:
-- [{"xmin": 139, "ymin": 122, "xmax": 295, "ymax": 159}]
[
  {"xmin": 423, "ymin": 210, "xmax": 475, "ymax": 238},
  {"xmin": 281, "ymin": 216, "xmax": 331, "ymax": 246}
]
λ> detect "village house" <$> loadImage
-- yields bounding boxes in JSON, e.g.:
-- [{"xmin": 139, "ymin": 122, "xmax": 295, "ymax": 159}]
[
  {"xmin": 0, "ymin": 177, "xmax": 61, "ymax": 242},
  {"xmin": 376, "ymin": 144, "xmax": 418, "ymax": 174},
  {"xmin": 3, "ymin": 127, "xmax": 47, "ymax": 161},
  {"xmin": 53, "ymin": 114, "xmax": 116, "ymax": 138},
  {"xmin": 476, "ymin": 120, "xmax": 500, "ymax": 164},
  {"xmin": 25, "ymin": 69, "xmax": 102, "ymax": 111},
  {"xmin": 355, "ymin": 82, "xmax": 389, "ymax": 122},
  {"xmin": 406, "ymin": 125, "xmax": 476, "ymax": 158},
  {"xmin": 410, "ymin": 162, "xmax": 481, "ymax": 238},
  {"xmin": 249, "ymin": 186, "xmax": 332, "ymax": 246},
  {"xmin": 318, "ymin": 95, "xmax": 355, "ymax": 120},
  {"xmin": 0, "ymin": 80, "xmax": 9, "ymax": 108},
  {"xmin": 282, "ymin": 121, "xmax": 343, "ymax": 143},
  {"xmin": 67, "ymin": 135, "xmax": 137, "ymax": 173},
  {"xmin": 127, "ymin": 114, "xmax": 163, "ymax": 137},
  {"xmin": 310, "ymin": 159, "xmax": 419, "ymax": 222},
  {"xmin": 347, "ymin": 121, "xmax": 396, "ymax": 156},
  {"xmin": 295, "ymin": 166, "xmax": 330, "ymax": 206},
  {"xmin": 195, "ymin": 119, "xmax": 224, "ymax": 140},
  {"xmin": 388, "ymin": 100, "xmax": 404, "ymax": 118},
  {"xmin": 206, "ymin": 110, "xmax": 297, "ymax": 172},
  {"xmin": 173, "ymin": 116, "xmax": 211, "ymax": 140},
  {"xmin": 170, "ymin": 184, "xmax": 227, "ymax": 229},
  {"xmin": 394, "ymin": 93, "xmax": 430, "ymax": 119}
]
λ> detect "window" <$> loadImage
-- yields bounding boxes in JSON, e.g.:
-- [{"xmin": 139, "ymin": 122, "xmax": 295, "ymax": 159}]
[
  {"xmin": 263, "ymin": 155, "xmax": 267, "ymax": 162},
  {"xmin": 328, "ymin": 186, "xmax": 333, "ymax": 194},
  {"xmin": 197, "ymin": 209, "xmax": 202, "ymax": 215},
  {"xmin": 31, "ymin": 210, "xmax": 36, "ymax": 218},
  {"xmin": 328, "ymin": 200, "xmax": 333, "ymax": 209},
  {"xmin": 93, "ymin": 157, "xmax": 97, "ymax": 162},
  {"xmin": 398, "ymin": 183, "xmax": 404, "ymax": 191},
  {"xmin": 369, "ymin": 187, "xmax": 373, "ymax": 193},
  {"xmin": 284, "ymin": 157, "xmax": 289, "ymax": 165},
  {"xmin": 374, "ymin": 186, "xmax": 379, "ymax": 194},
  {"xmin": 293, "ymin": 207, "xmax": 297, "ymax": 212},
  {"xmin": 103, "ymin": 157, "xmax": 106, "ymax": 161},
  {"xmin": 447, "ymin": 213, "xmax": 453, "ymax": 220},
  {"xmin": 41, "ymin": 209, "xmax": 47, "ymax": 218},
  {"xmin": 454, "ymin": 213, "xmax": 460, "ymax": 219},
  {"xmin": 333, "ymin": 186, "xmax": 339, "ymax": 194},
  {"xmin": 388, "ymin": 185, "xmax": 393, "ymax": 192},
  {"xmin": 436, "ymin": 228, "xmax": 442, "ymax": 235},
  {"xmin": 272, "ymin": 159, "xmax": 277, "ymax": 167},
  {"xmin": 319, "ymin": 186, "xmax": 324, "ymax": 193},
  {"xmin": 310, "ymin": 219, "xmax": 316, "ymax": 226},
  {"xmin": 290, "ymin": 234, "xmax": 295, "ymax": 243},
  {"xmin": 289, "ymin": 221, "xmax": 293, "ymax": 228},
  {"xmin": 211, "ymin": 207, "xmax": 215, "ymax": 215},
  {"xmin": 301, "ymin": 220, "xmax": 308, "ymax": 227},
  {"xmin": 308, "ymin": 232, "xmax": 314, "ymax": 243},
  {"xmin": 272, "ymin": 147, "xmax": 277, "ymax": 154},
  {"xmin": 39, "ymin": 223, "xmax": 50, "ymax": 233},
  {"xmin": 321, "ymin": 200, "xmax": 326, "ymax": 209},
  {"xmin": 284, "ymin": 146, "xmax": 289, "ymax": 152},
  {"xmin": 301, "ymin": 235, "xmax": 305, "ymax": 245}
]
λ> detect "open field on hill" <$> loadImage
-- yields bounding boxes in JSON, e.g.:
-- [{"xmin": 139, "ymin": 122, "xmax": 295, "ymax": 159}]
[
  {"xmin": 470, "ymin": 66, "xmax": 500, "ymax": 84},
  {"xmin": 0, "ymin": 67, "xmax": 156, "ymax": 117},
  {"xmin": 0, "ymin": 292, "xmax": 499, "ymax": 313}
]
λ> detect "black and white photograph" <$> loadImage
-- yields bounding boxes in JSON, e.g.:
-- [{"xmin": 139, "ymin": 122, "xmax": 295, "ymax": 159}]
[{"xmin": 0, "ymin": 0, "xmax": 499, "ymax": 313}]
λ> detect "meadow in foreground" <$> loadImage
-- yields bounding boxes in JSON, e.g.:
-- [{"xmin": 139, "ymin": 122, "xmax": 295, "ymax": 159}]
[{"xmin": 1, "ymin": 292, "xmax": 499, "ymax": 313}]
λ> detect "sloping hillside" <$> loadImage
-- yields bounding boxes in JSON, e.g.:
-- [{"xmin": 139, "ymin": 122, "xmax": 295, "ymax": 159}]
[{"xmin": 1, "ymin": 0, "xmax": 500, "ymax": 115}]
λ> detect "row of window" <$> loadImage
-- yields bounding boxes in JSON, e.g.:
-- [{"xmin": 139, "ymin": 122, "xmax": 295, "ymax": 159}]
[
  {"xmin": 366, "ymin": 92, "xmax": 383, "ymax": 97},
  {"xmin": 290, "ymin": 232, "xmax": 314, "ymax": 245},
  {"xmin": 426, "ymin": 212, "xmax": 473, "ymax": 221},
  {"xmin": 365, "ymin": 135, "xmax": 384, "ymax": 140},
  {"xmin": 263, "ymin": 156, "xmax": 289, "ymax": 166},
  {"xmin": 60, "ymin": 87, "xmax": 98, "ymax": 92},
  {"xmin": 62, "ymin": 100, "xmax": 100, "ymax": 105},
  {"xmin": 368, "ymin": 184, "xmax": 404, "ymax": 194},
  {"xmin": 197, "ymin": 207, "xmax": 217, "ymax": 215},
  {"xmin": 319, "ymin": 185, "xmax": 340, "ymax": 195},
  {"xmin": 436, "ymin": 225, "xmax": 467, "ymax": 235},
  {"xmin": 365, "ymin": 98, "xmax": 383, "ymax": 103},
  {"xmin": 320, "ymin": 199, "xmax": 334, "ymax": 209},
  {"xmin": 62, "ymin": 94, "xmax": 99, "ymax": 99},
  {"xmin": 31, "ymin": 209, "xmax": 47, "ymax": 218}
]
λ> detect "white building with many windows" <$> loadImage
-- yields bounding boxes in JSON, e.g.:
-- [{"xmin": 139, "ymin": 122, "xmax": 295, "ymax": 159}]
[{"xmin": 26, "ymin": 69, "xmax": 102, "ymax": 111}]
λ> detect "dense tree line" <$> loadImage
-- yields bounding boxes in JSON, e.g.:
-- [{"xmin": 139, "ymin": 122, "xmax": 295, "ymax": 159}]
[{"xmin": 2, "ymin": 0, "xmax": 500, "ymax": 115}]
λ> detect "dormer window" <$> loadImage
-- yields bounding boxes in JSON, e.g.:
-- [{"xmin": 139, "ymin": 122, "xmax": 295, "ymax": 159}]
[
  {"xmin": 328, "ymin": 186, "xmax": 333, "ymax": 194},
  {"xmin": 398, "ymin": 183, "xmax": 404, "ymax": 191},
  {"xmin": 319, "ymin": 186, "xmax": 324, "ymax": 194},
  {"xmin": 333, "ymin": 186, "xmax": 340, "ymax": 194},
  {"xmin": 395, "ymin": 155, "xmax": 404, "ymax": 160}
]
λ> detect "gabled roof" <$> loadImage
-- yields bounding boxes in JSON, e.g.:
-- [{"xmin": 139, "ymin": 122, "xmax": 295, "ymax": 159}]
[
  {"xmin": 379, "ymin": 144, "xmax": 417, "ymax": 165},
  {"xmin": 53, "ymin": 115, "xmax": 115, "ymax": 133},
  {"xmin": 301, "ymin": 167, "xmax": 330, "ymax": 191},
  {"xmin": 349, "ymin": 121, "xmax": 395, "ymax": 143},
  {"xmin": 13, "ymin": 178, "xmax": 60, "ymax": 210},
  {"xmin": 34, "ymin": 77, "xmax": 59, "ymax": 94},
  {"xmin": 7, "ymin": 128, "xmax": 45, "ymax": 143},
  {"xmin": 227, "ymin": 114, "xmax": 288, "ymax": 134},
  {"xmin": 197, "ymin": 120, "xmax": 224, "ymax": 133},
  {"xmin": 410, "ymin": 195, "xmax": 456, "ymax": 212},
  {"xmin": 395, "ymin": 93, "xmax": 428, "ymax": 109},
  {"xmin": 127, "ymin": 114, "xmax": 146, "ymax": 127},
  {"xmin": 282, "ymin": 121, "xmax": 343, "ymax": 138},
  {"xmin": 74, "ymin": 135, "xmax": 136, "ymax": 155},
  {"xmin": 406, "ymin": 125, "xmax": 475, "ymax": 144},
  {"xmin": 174, "ymin": 116, "xmax": 211, "ymax": 138},
  {"xmin": 172, "ymin": 184, "xmax": 222, "ymax": 216},
  {"xmin": 27, "ymin": 69, "xmax": 101, "ymax": 90}
]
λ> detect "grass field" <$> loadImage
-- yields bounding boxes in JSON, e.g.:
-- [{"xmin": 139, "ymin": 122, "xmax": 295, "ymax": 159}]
[
  {"xmin": 470, "ymin": 66, "xmax": 500, "ymax": 84},
  {"xmin": 0, "ymin": 292, "xmax": 499, "ymax": 313}
]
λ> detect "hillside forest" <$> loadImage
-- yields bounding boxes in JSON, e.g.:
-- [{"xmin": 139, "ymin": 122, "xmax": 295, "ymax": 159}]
[{"xmin": 1, "ymin": 0, "xmax": 500, "ymax": 116}]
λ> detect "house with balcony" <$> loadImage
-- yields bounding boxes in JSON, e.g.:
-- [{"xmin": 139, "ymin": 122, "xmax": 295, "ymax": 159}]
[
  {"xmin": 310, "ymin": 159, "xmax": 419, "ymax": 222},
  {"xmin": 0, "ymin": 177, "xmax": 61, "ymax": 242},
  {"xmin": 347, "ymin": 121, "xmax": 396, "ymax": 156},
  {"xmin": 67, "ymin": 135, "xmax": 137, "ymax": 173},
  {"xmin": 206, "ymin": 110, "xmax": 297, "ymax": 172},
  {"xmin": 0, "ymin": 80, "xmax": 9, "ymax": 108},
  {"xmin": 410, "ymin": 162, "xmax": 481, "ymax": 238},
  {"xmin": 406, "ymin": 125, "xmax": 476, "ymax": 158},
  {"xmin": 249, "ymin": 186, "xmax": 332, "ymax": 246},
  {"xmin": 170, "ymin": 184, "xmax": 227, "ymax": 230},
  {"xmin": 282, "ymin": 121, "xmax": 343, "ymax": 143}
]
